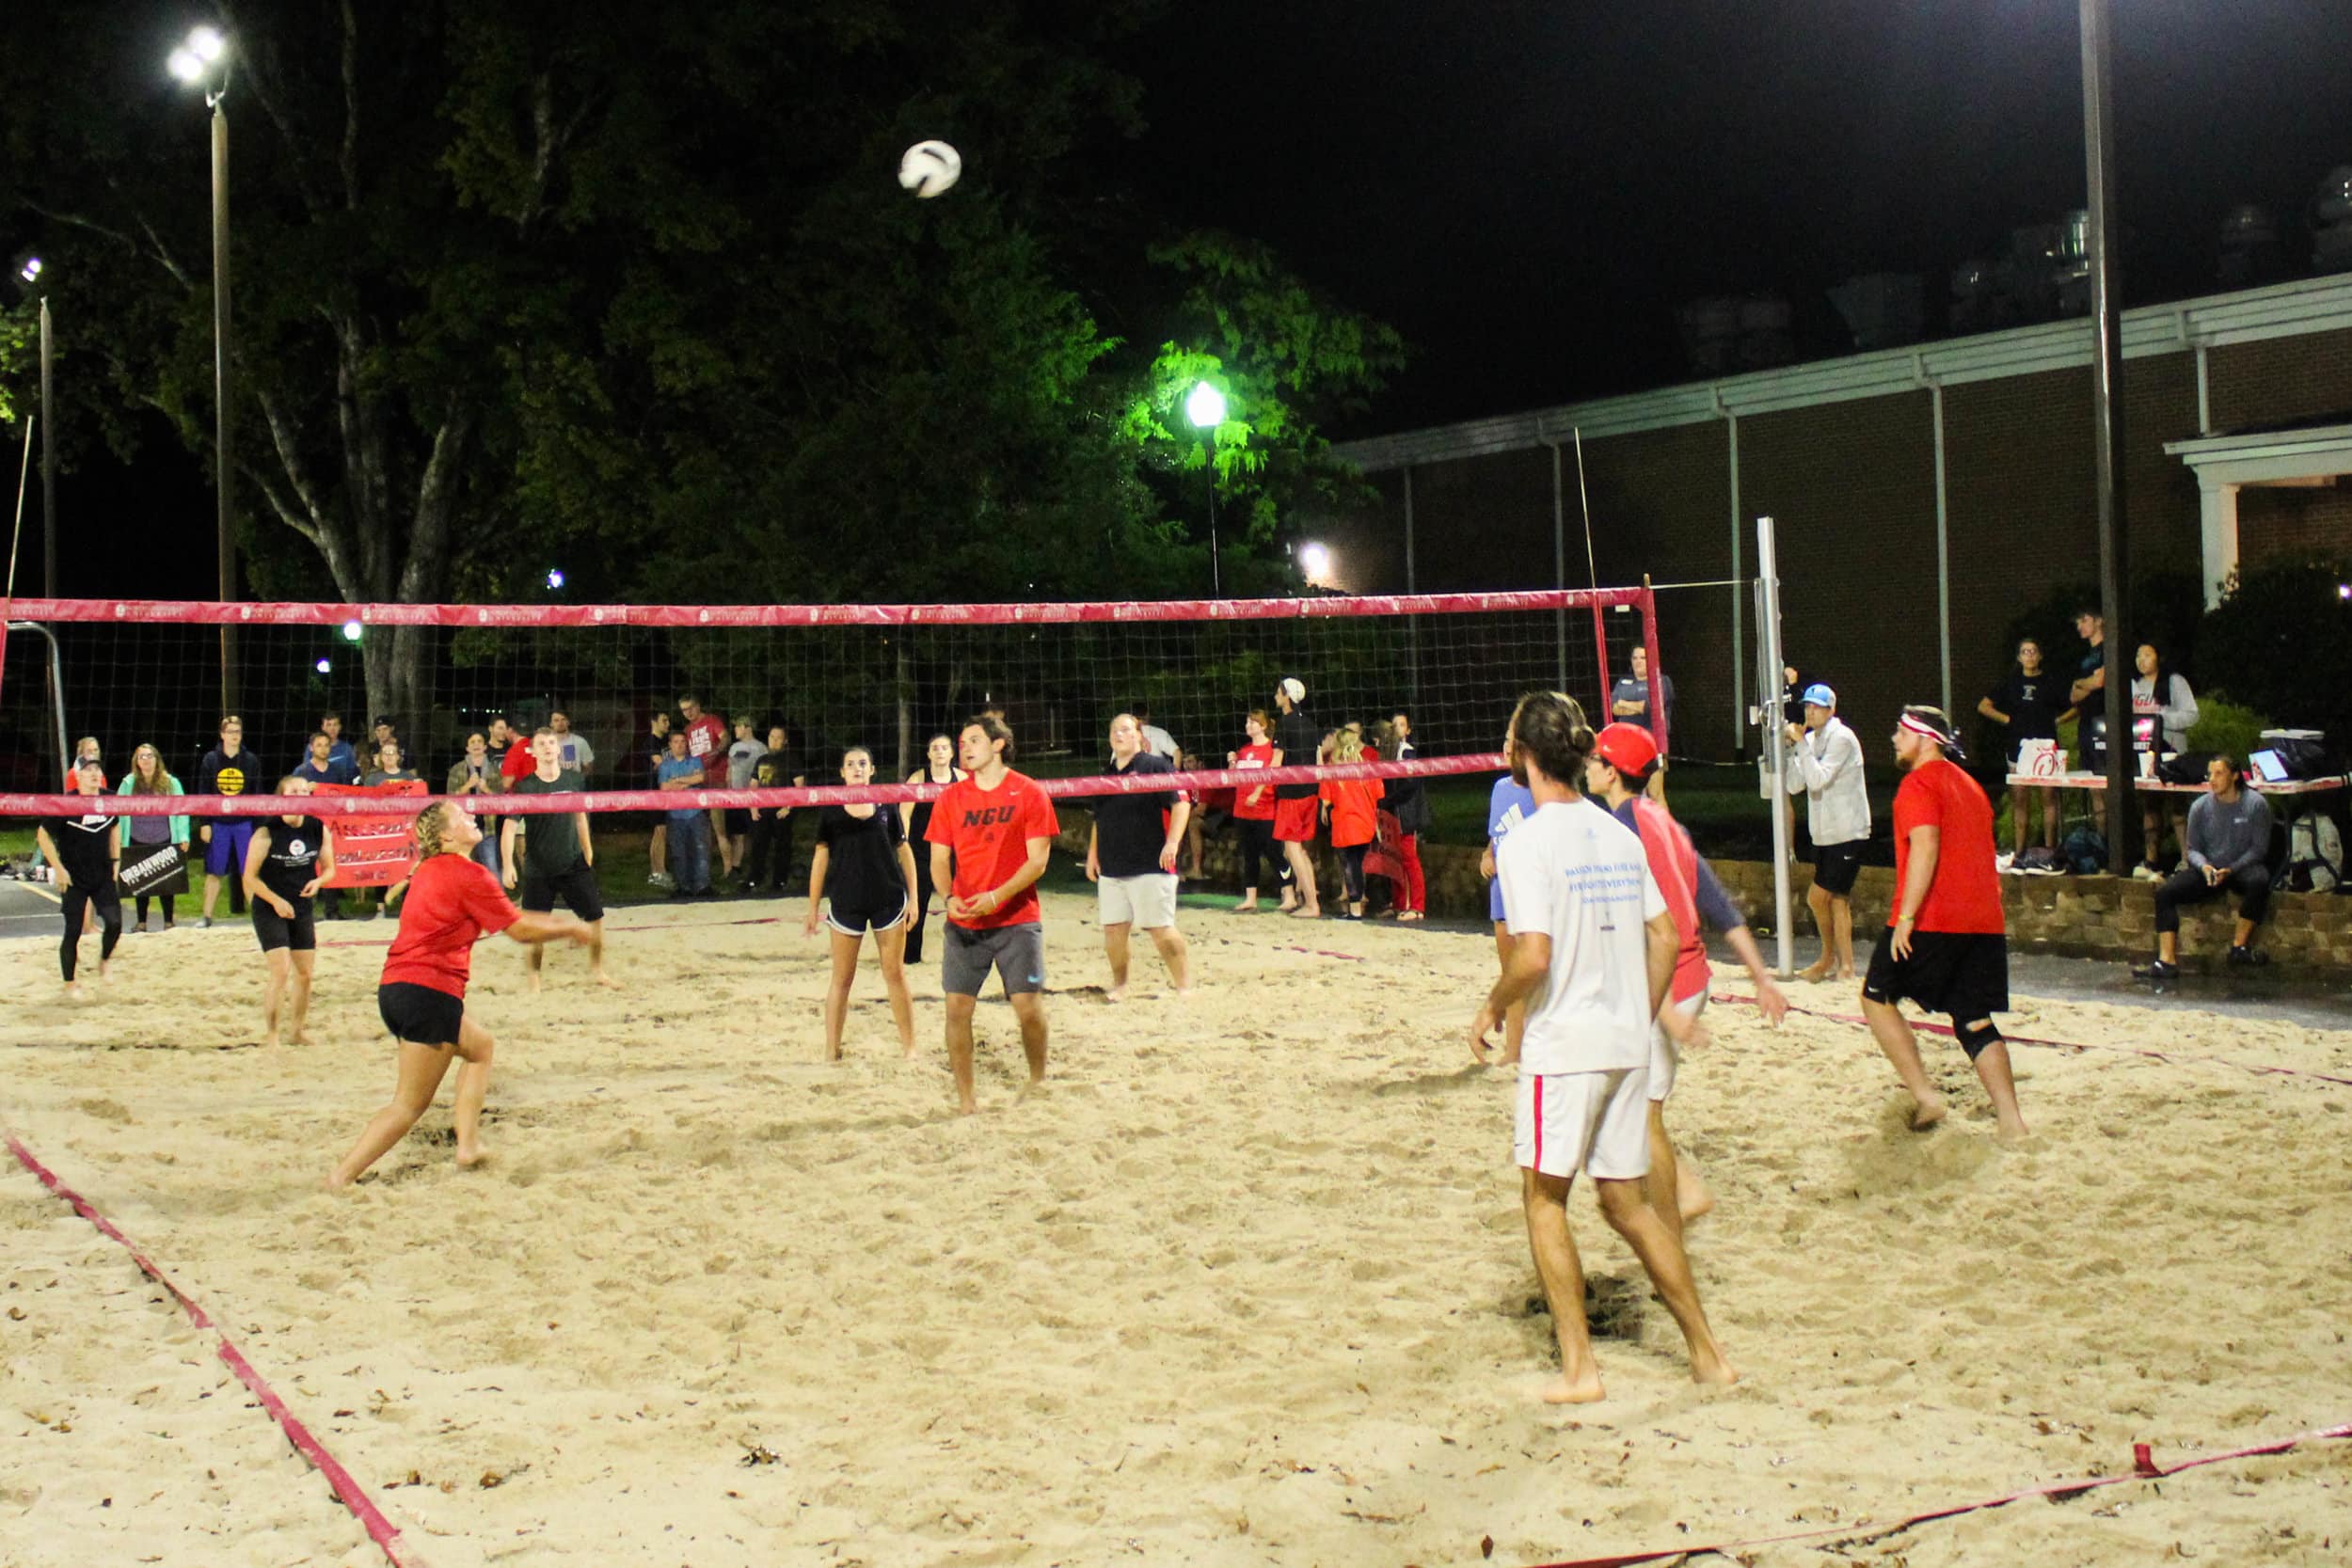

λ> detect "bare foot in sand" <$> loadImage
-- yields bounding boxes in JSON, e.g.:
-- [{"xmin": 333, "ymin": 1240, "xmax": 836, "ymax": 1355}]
[
  {"xmin": 1795, "ymin": 960, "xmax": 1833, "ymax": 983},
  {"xmin": 1538, "ymin": 1370, "xmax": 1606, "ymax": 1404},
  {"xmin": 1103, "ymin": 986, "xmax": 1125, "ymax": 1005},
  {"xmin": 291, "ymin": 1027, "xmax": 314, "ymax": 1046},
  {"xmin": 591, "ymin": 968, "xmax": 619, "ymax": 990},
  {"xmin": 1289, "ymin": 904, "xmax": 1322, "ymax": 920},
  {"xmin": 1690, "ymin": 1348, "xmax": 1740, "ymax": 1387},
  {"xmin": 526, "ymin": 970, "xmax": 544, "ymax": 994},
  {"xmin": 261, "ymin": 1031, "xmax": 280, "ymax": 1049},
  {"xmin": 957, "ymin": 1096, "xmax": 978, "ymax": 1117},
  {"xmin": 1910, "ymin": 1095, "xmax": 1949, "ymax": 1131},
  {"xmin": 455, "ymin": 1144, "xmax": 488, "ymax": 1169},
  {"xmin": 1677, "ymin": 1156, "xmax": 1715, "ymax": 1224}
]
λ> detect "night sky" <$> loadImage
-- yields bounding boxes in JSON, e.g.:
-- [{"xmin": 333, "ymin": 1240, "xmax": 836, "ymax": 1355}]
[
  {"xmin": 28, "ymin": 1, "xmax": 2352, "ymax": 598},
  {"xmin": 1115, "ymin": 0, "xmax": 2352, "ymax": 434}
]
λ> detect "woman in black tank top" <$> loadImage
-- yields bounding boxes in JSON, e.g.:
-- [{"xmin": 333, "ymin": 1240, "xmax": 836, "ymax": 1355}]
[
  {"xmin": 806, "ymin": 746, "xmax": 921, "ymax": 1060},
  {"xmin": 900, "ymin": 733, "xmax": 964, "ymax": 964}
]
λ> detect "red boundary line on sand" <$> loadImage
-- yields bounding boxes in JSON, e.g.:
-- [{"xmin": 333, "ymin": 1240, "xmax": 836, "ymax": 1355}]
[
  {"xmin": 1523, "ymin": 1421, "xmax": 2352, "ymax": 1568},
  {"xmin": 1710, "ymin": 990, "xmax": 2352, "ymax": 1087},
  {"xmin": 2, "ymin": 1132, "xmax": 415, "ymax": 1568}
]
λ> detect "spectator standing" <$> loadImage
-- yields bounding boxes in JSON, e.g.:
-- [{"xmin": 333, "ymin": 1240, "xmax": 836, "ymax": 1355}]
[
  {"xmin": 658, "ymin": 730, "xmax": 714, "ymax": 896},
  {"xmin": 1319, "ymin": 726, "xmax": 1385, "ymax": 920},
  {"xmin": 643, "ymin": 710, "xmax": 674, "ymax": 889},
  {"xmin": 119, "ymin": 743, "xmax": 190, "ymax": 934},
  {"xmin": 2129, "ymin": 641, "xmax": 2201, "ymax": 880},
  {"xmin": 1227, "ymin": 711, "xmax": 1282, "ymax": 912},
  {"xmin": 899, "ymin": 732, "xmax": 963, "ymax": 962},
  {"xmin": 1783, "ymin": 685, "xmax": 1869, "ymax": 983},
  {"xmin": 359, "ymin": 739, "xmax": 422, "ymax": 918},
  {"xmin": 2067, "ymin": 607, "xmax": 2110, "ymax": 831},
  {"xmin": 196, "ymin": 714, "xmax": 258, "ymax": 927},
  {"xmin": 1133, "ymin": 702, "xmax": 1179, "ymax": 763},
  {"xmin": 678, "ymin": 694, "xmax": 733, "ymax": 878},
  {"xmin": 1085, "ymin": 713, "xmax": 1193, "ymax": 997},
  {"xmin": 1611, "ymin": 643, "xmax": 1676, "ymax": 800},
  {"xmin": 319, "ymin": 713, "xmax": 358, "ymax": 775},
  {"xmin": 725, "ymin": 714, "xmax": 766, "ymax": 883},
  {"xmin": 2133, "ymin": 755, "xmax": 2274, "ymax": 980},
  {"xmin": 293, "ymin": 733, "xmax": 358, "ymax": 921},
  {"xmin": 1977, "ymin": 639, "xmax": 2062, "ymax": 869},
  {"xmin": 445, "ymin": 731, "xmax": 506, "ymax": 878},
  {"xmin": 746, "ymin": 723, "xmax": 807, "ymax": 895},
  {"xmin": 1269, "ymin": 677, "xmax": 1323, "ymax": 919},
  {"xmin": 549, "ymin": 709, "xmax": 595, "ymax": 776},
  {"xmin": 1382, "ymin": 710, "xmax": 1431, "ymax": 921}
]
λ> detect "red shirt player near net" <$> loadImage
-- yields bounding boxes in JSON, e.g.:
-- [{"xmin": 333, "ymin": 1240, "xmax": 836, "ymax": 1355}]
[
  {"xmin": 1860, "ymin": 705, "xmax": 2027, "ymax": 1140},
  {"xmin": 328, "ymin": 800, "xmax": 594, "ymax": 1187},
  {"xmin": 926, "ymin": 714, "xmax": 1059, "ymax": 1116}
]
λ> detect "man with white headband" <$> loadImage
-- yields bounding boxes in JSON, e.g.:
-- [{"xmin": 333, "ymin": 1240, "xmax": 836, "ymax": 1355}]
[{"xmin": 1861, "ymin": 705, "xmax": 2026, "ymax": 1138}]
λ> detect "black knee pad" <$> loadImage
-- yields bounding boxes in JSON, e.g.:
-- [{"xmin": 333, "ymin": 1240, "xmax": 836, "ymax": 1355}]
[{"xmin": 1954, "ymin": 1019, "xmax": 2001, "ymax": 1061}]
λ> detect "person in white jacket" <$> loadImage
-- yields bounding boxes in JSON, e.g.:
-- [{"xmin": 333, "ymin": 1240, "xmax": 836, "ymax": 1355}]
[
  {"xmin": 2129, "ymin": 642, "xmax": 2200, "ymax": 879},
  {"xmin": 1784, "ymin": 684, "xmax": 1870, "ymax": 982}
]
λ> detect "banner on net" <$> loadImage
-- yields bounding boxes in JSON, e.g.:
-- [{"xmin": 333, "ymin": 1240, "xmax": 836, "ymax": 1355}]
[{"xmin": 312, "ymin": 780, "xmax": 428, "ymax": 888}]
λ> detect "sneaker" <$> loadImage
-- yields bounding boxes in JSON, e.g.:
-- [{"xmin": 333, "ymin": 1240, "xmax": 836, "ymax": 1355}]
[
  {"xmin": 1995, "ymin": 850, "xmax": 2016, "ymax": 874},
  {"xmin": 197, "ymin": 916, "xmax": 214, "ymax": 929},
  {"xmin": 2227, "ymin": 944, "xmax": 2270, "ymax": 968},
  {"xmin": 2131, "ymin": 864, "xmax": 2163, "ymax": 882},
  {"xmin": 2131, "ymin": 958, "xmax": 2180, "ymax": 981},
  {"xmin": 649, "ymin": 871, "xmax": 675, "ymax": 890},
  {"xmin": 2020, "ymin": 848, "xmax": 2063, "ymax": 876}
]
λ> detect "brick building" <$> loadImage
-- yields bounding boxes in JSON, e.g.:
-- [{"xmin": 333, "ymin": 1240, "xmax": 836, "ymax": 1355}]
[{"xmin": 1326, "ymin": 275, "xmax": 2352, "ymax": 762}]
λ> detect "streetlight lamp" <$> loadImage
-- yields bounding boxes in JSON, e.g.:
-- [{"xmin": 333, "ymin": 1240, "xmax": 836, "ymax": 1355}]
[
  {"xmin": 169, "ymin": 24, "xmax": 236, "ymax": 715},
  {"xmin": 1185, "ymin": 380, "xmax": 1227, "ymax": 598},
  {"xmin": 8, "ymin": 251, "xmax": 53, "ymax": 599},
  {"xmin": 1298, "ymin": 541, "xmax": 1334, "ymax": 587}
]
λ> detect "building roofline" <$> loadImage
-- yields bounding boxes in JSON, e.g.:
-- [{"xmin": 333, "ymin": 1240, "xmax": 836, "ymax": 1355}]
[{"xmin": 1335, "ymin": 274, "xmax": 2352, "ymax": 473}]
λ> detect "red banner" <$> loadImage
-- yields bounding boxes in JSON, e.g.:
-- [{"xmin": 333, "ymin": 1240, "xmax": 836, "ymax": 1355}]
[{"xmin": 313, "ymin": 780, "xmax": 429, "ymax": 888}]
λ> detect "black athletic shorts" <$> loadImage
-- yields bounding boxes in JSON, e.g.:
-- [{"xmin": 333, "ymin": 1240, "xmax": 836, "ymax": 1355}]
[
  {"xmin": 1813, "ymin": 840, "xmax": 1866, "ymax": 897},
  {"xmin": 378, "ymin": 981, "xmax": 464, "ymax": 1048},
  {"xmin": 520, "ymin": 863, "xmax": 604, "ymax": 924},
  {"xmin": 724, "ymin": 807, "xmax": 752, "ymax": 834},
  {"xmin": 1863, "ymin": 930, "xmax": 2009, "ymax": 1022},
  {"xmin": 253, "ymin": 896, "xmax": 316, "ymax": 953},
  {"xmin": 825, "ymin": 891, "xmax": 910, "ymax": 938}
]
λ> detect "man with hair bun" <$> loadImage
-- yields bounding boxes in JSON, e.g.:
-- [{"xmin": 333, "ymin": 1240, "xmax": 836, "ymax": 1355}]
[
  {"xmin": 1473, "ymin": 690, "xmax": 1736, "ymax": 1402},
  {"xmin": 1863, "ymin": 705, "xmax": 2026, "ymax": 1138}
]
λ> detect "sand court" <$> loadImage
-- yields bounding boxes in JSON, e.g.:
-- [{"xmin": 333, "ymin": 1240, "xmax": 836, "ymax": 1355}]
[{"xmin": 5, "ymin": 891, "xmax": 2351, "ymax": 1565}]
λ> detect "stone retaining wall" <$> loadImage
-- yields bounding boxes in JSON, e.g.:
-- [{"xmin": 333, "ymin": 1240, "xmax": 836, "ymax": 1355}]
[{"xmin": 1070, "ymin": 820, "xmax": 2351, "ymax": 973}]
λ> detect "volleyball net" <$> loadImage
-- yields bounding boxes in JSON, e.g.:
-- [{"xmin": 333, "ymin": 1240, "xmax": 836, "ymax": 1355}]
[{"xmin": 0, "ymin": 587, "xmax": 1663, "ymax": 836}]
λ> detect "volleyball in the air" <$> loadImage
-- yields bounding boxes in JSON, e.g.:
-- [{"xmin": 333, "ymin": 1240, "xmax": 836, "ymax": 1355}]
[{"xmin": 898, "ymin": 140, "xmax": 961, "ymax": 198}]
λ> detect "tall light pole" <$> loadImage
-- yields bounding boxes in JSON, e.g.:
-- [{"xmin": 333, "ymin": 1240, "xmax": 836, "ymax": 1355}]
[
  {"xmin": 170, "ymin": 24, "xmax": 235, "ymax": 715},
  {"xmin": 1185, "ymin": 380, "xmax": 1227, "ymax": 598},
  {"xmin": 11, "ymin": 255, "xmax": 53, "ymax": 598},
  {"xmin": 2079, "ymin": 0, "xmax": 2132, "ymax": 871}
]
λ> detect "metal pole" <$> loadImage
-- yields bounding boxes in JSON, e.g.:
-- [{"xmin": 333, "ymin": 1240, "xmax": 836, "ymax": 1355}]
[
  {"xmin": 7, "ymin": 624, "xmax": 72, "ymax": 791},
  {"xmin": 2081, "ymin": 0, "xmax": 2132, "ymax": 871},
  {"xmin": 1725, "ymin": 411, "xmax": 1742, "ymax": 752},
  {"xmin": 1402, "ymin": 466, "xmax": 1420, "ymax": 709},
  {"xmin": 39, "ymin": 297, "xmax": 55, "ymax": 599},
  {"xmin": 1930, "ymin": 381, "xmax": 1952, "ymax": 717},
  {"xmin": 1207, "ymin": 480, "xmax": 1219, "ymax": 598},
  {"xmin": 1756, "ymin": 515, "xmax": 1793, "ymax": 977},
  {"xmin": 1548, "ymin": 442, "xmax": 1567, "ymax": 687},
  {"xmin": 212, "ymin": 95, "xmax": 238, "ymax": 718}
]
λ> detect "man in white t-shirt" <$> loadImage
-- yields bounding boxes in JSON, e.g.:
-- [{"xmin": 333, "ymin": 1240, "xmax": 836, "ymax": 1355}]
[
  {"xmin": 1472, "ymin": 689, "xmax": 1737, "ymax": 1403},
  {"xmin": 549, "ymin": 709, "xmax": 596, "ymax": 777}
]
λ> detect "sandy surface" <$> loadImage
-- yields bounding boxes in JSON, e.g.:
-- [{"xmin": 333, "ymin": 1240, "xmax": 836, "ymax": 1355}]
[{"xmin": 4, "ymin": 890, "xmax": 2351, "ymax": 1567}]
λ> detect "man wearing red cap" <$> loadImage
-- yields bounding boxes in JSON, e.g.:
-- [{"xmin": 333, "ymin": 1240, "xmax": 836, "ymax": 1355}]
[{"xmin": 1586, "ymin": 722, "xmax": 1788, "ymax": 1237}]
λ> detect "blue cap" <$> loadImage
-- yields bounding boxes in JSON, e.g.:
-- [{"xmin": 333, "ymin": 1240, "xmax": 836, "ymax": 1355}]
[{"xmin": 1801, "ymin": 683, "xmax": 1836, "ymax": 708}]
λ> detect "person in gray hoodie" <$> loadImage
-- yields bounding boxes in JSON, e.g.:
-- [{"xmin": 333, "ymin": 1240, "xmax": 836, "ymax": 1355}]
[
  {"xmin": 2134, "ymin": 754, "xmax": 2272, "ymax": 980},
  {"xmin": 1784, "ymin": 684, "xmax": 1869, "ymax": 982}
]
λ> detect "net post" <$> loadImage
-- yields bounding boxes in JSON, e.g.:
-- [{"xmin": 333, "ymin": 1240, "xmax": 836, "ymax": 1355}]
[
  {"xmin": 1549, "ymin": 441, "xmax": 1568, "ymax": 687},
  {"xmin": 1755, "ymin": 515, "xmax": 1794, "ymax": 978}
]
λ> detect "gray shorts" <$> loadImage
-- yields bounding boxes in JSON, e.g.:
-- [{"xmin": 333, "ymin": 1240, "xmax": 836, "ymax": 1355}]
[{"xmin": 943, "ymin": 921, "xmax": 1047, "ymax": 998}]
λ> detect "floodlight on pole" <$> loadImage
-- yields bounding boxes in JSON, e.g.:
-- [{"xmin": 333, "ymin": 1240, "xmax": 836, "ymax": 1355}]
[
  {"xmin": 1184, "ymin": 381, "xmax": 1226, "ymax": 430},
  {"xmin": 16, "ymin": 256, "xmax": 39, "ymax": 284},
  {"xmin": 170, "ymin": 24, "xmax": 237, "ymax": 714},
  {"xmin": 342, "ymin": 619, "xmax": 363, "ymax": 641},
  {"xmin": 1184, "ymin": 381, "xmax": 1228, "ymax": 598},
  {"xmin": 1299, "ymin": 542, "xmax": 1334, "ymax": 584}
]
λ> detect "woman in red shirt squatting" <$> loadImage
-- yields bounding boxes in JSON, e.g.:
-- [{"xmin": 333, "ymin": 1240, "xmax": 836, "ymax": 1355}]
[{"xmin": 328, "ymin": 801, "xmax": 595, "ymax": 1186}]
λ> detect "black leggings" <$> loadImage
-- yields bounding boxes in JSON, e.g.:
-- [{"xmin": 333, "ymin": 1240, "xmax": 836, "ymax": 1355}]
[
  {"xmin": 2153, "ymin": 863, "xmax": 2272, "ymax": 934},
  {"xmin": 745, "ymin": 809, "xmax": 796, "ymax": 890},
  {"xmin": 1238, "ymin": 817, "xmax": 1288, "ymax": 895},
  {"xmin": 134, "ymin": 893, "xmax": 174, "ymax": 928},
  {"xmin": 62, "ymin": 883, "xmax": 123, "ymax": 980},
  {"xmin": 906, "ymin": 839, "xmax": 937, "ymax": 964},
  {"xmin": 1339, "ymin": 843, "xmax": 1368, "ymax": 903}
]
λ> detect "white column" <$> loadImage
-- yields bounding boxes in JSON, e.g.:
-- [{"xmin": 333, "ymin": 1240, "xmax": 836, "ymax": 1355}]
[{"xmin": 2197, "ymin": 478, "xmax": 2239, "ymax": 608}]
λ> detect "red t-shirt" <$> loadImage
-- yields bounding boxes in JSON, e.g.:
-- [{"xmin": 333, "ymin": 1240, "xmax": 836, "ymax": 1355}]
[
  {"xmin": 1892, "ymin": 757, "xmax": 2004, "ymax": 934},
  {"xmin": 684, "ymin": 715, "xmax": 729, "ymax": 786},
  {"xmin": 1318, "ymin": 775, "xmax": 1386, "ymax": 847},
  {"xmin": 1231, "ymin": 741, "xmax": 1278, "ymax": 819},
  {"xmin": 500, "ymin": 738, "xmax": 533, "ymax": 783},
  {"xmin": 1629, "ymin": 798, "xmax": 1711, "ymax": 1004},
  {"xmin": 925, "ymin": 769, "xmax": 1060, "ymax": 929},
  {"xmin": 379, "ymin": 853, "xmax": 519, "ymax": 997}
]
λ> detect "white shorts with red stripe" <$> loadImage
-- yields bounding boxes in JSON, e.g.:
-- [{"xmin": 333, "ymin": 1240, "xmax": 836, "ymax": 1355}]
[{"xmin": 1514, "ymin": 1067, "xmax": 1650, "ymax": 1180}]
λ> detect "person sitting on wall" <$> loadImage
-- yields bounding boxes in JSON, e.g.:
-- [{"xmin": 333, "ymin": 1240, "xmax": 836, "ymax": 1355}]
[{"xmin": 2132, "ymin": 754, "xmax": 2274, "ymax": 982}]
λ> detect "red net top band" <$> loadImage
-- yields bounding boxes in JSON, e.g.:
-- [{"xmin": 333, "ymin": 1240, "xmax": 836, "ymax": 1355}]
[
  {"xmin": 1, "ymin": 589, "xmax": 1645, "ymax": 628},
  {"xmin": 0, "ymin": 752, "xmax": 1508, "ymax": 819}
]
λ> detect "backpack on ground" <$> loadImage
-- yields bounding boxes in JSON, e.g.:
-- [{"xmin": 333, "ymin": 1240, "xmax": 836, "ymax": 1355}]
[
  {"xmin": 2060, "ymin": 824, "xmax": 2107, "ymax": 876},
  {"xmin": 2285, "ymin": 814, "xmax": 2344, "ymax": 894}
]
